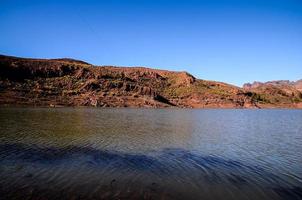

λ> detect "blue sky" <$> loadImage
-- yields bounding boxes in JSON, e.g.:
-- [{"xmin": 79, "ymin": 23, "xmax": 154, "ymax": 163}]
[{"xmin": 0, "ymin": 0, "xmax": 301, "ymax": 86}]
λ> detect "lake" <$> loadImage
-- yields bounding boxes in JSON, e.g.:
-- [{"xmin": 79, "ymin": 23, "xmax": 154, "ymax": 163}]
[{"xmin": 0, "ymin": 108, "xmax": 302, "ymax": 200}]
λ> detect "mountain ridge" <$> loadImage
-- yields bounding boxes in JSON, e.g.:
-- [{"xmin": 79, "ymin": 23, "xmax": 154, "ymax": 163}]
[
  {"xmin": 243, "ymin": 79, "xmax": 302, "ymax": 91},
  {"xmin": 0, "ymin": 55, "xmax": 301, "ymax": 108}
]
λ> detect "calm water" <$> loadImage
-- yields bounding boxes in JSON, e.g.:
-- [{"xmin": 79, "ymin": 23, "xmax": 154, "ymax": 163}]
[{"xmin": 0, "ymin": 108, "xmax": 302, "ymax": 200}]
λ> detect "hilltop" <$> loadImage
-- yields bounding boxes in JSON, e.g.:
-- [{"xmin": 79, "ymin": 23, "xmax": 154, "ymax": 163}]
[{"xmin": 0, "ymin": 55, "xmax": 301, "ymax": 108}]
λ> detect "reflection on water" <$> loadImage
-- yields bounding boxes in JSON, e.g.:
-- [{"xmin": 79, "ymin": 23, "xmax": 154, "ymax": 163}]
[{"xmin": 0, "ymin": 108, "xmax": 302, "ymax": 200}]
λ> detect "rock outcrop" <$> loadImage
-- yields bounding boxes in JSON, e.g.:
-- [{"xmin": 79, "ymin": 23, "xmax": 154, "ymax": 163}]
[{"xmin": 0, "ymin": 55, "xmax": 301, "ymax": 108}]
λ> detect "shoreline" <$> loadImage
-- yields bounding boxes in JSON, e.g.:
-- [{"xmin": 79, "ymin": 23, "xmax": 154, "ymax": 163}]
[{"xmin": 1, "ymin": 105, "xmax": 302, "ymax": 110}]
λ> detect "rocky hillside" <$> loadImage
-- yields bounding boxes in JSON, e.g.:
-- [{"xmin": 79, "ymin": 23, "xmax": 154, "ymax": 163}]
[
  {"xmin": 0, "ymin": 55, "xmax": 301, "ymax": 108},
  {"xmin": 243, "ymin": 80, "xmax": 302, "ymax": 108}
]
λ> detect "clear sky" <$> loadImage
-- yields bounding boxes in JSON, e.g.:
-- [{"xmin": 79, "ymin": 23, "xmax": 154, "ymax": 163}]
[{"xmin": 1, "ymin": 0, "xmax": 301, "ymax": 86}]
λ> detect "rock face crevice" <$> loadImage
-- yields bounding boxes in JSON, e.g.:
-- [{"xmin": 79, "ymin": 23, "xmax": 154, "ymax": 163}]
[{"xmin": 0, "ymin": 55, "xmax": 301, "ymax": 108}]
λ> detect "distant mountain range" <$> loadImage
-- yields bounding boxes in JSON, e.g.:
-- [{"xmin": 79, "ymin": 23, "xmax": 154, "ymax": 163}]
[
  {"xmin": 0, "ymin": 55, "xmax": 301, "ymax": 108},
  {"xmin": 243, "ymin": 80, "xmax": 302, "ymax": 91}
]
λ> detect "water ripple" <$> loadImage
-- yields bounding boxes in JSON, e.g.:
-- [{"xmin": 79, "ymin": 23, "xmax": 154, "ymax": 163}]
[{"xmin": 0, "ymin": 143, "xmax": 301, "ymax": 200}]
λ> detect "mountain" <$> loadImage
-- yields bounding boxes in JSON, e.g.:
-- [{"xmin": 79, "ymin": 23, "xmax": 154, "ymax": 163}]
[
  {"xmin": 0, "ymin": 55, "xmax": 301, "ymax": 108},
  {"xmin": 243, "ymin": 80, "xmax": 302, "ymax": 107},
  {"xmin": 243, "ymin": 80, "xmax": 302, "ymax": 91}
]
